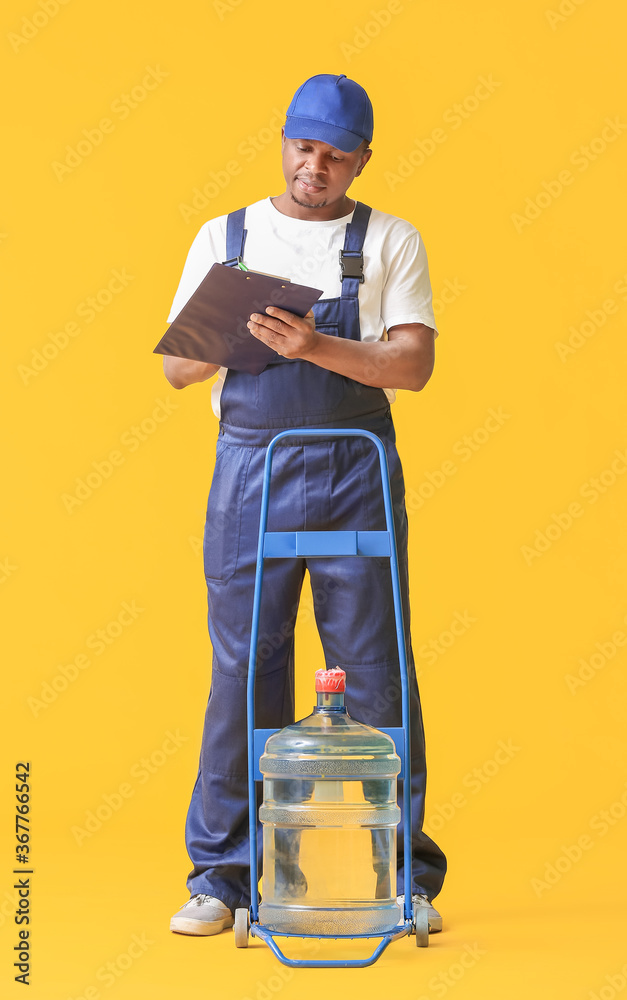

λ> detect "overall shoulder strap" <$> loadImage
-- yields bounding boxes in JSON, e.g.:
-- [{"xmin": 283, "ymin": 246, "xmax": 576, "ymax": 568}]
[
  {"xmin": 339, "ymin": 201, "xmax": 372, "ymax": 294},
  {"xmin": 343, "ymin": 201, "xmax": 372, "ymax": 254},
  {"xmin": 223, "ymin": 206, "xmax": 248, "ymax": 265}
]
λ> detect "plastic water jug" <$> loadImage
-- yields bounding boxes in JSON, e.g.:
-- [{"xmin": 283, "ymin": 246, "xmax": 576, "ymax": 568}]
[{"xmin": 258, "ymin": 667, "xmax": 402, "ymax": 935}]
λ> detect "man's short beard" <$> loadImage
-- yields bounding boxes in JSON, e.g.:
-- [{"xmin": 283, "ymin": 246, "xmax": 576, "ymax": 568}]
[{"xmin": 290, "ymin": 191, "xmax": 328, "ymax": 210}]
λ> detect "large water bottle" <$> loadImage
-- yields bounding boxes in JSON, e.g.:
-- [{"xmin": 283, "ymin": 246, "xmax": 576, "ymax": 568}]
[{"xmin": 258, "ymin": 667, "xmax": 402, "ymax": 935}]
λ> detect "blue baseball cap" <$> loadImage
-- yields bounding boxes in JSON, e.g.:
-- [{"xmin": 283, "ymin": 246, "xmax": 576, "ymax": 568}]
[{"xmin": 284, "ymin": 74, "xmax": 373, "ymax": 153}]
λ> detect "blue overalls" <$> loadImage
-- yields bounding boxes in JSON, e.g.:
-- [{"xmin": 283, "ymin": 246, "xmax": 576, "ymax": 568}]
[{"xmin": 184, "ymin": 201, "xmax": 447, "ymax": 914}]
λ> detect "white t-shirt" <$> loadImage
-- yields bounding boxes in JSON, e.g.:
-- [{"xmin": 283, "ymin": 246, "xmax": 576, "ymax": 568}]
[{"xmin": 167, "ymin": 196, "xmax": 438, "ymax": 418}]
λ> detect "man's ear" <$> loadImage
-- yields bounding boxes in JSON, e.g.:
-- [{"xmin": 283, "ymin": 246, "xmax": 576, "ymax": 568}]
[{"xmin": 355, "ymin": 147, "xmax": 373, "ymax": 177}]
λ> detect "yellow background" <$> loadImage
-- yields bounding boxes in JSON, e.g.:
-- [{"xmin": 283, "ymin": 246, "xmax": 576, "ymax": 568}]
[{"xmin": 2, "ymin": 0, "xmax": 626, "ymax": 997}]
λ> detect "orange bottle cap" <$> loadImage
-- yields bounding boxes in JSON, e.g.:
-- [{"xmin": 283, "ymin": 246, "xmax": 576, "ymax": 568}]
[{"xmin": 315, "ymin": 667, "xmax": 346, "ymax": 693}]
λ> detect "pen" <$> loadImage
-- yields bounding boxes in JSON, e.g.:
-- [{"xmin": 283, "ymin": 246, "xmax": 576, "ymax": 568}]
[{"xmin": 237, "ymin": 261, "xmax": 249, "ymax": 271}]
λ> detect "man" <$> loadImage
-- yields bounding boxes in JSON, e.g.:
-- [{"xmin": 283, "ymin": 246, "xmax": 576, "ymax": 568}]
[{"xmin": 163, "ymin": 73, "xmax": 447, "ymax": 937}]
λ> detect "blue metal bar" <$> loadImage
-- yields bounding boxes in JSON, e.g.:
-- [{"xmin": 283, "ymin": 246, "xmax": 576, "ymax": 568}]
[
  {"xmin": 246, "ymin": 428, "xmax": 413, "ymax": 928},
  {"xmin": 263, "ymin": 530, "xmax": 391, "ymax": 558},
  {"xmin": 371, "ymin": 440, "xmax": 413, "ymax": 921},
  {"xmin": 252, "ymin": 921, "xmax": 412, "ymax": 940},
  {"xmin": 245, "ymin": 443, "xmax": 277, "ymax": 921},
  {"xmin": 250, "ymin": 921, "xmax": 411, "ymax": 969},
  {"xmin": 296, "ymin": 530, "xmax": 357, "ymax": 556}
]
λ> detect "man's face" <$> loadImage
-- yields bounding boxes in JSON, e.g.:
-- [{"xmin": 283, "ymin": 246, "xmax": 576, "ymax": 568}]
[{"xmin": 280, "ymin": 130, "xmax": 372, "ymax": 211}]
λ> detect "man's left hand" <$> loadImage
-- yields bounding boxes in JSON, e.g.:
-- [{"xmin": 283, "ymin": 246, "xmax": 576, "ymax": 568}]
[{"xmin": 247, "ymin": 307, "xmax": 317, "ymax": 359}]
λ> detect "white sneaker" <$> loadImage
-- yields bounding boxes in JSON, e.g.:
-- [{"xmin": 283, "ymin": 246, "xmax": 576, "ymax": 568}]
[
  {"xmin": 397, "ymin": 893, "xmax": 442, "ymax": 933},
  {"xmin": 170, "ymin": 894, "xmax": 235, "ymax": 936}
]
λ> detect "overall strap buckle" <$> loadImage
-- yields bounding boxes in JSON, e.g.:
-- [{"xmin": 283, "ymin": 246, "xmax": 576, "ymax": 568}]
[{"xmin": 339, "ymin": 249, "xmax": 365, "ymax": 282}]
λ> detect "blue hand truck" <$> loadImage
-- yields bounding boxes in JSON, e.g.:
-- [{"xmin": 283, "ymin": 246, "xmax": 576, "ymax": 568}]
[{"xmin": 234, "ymin": 428, "xmax": 429, "ymax": 967}]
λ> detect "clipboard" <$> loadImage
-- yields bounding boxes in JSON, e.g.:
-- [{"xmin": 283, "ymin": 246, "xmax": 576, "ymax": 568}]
[{"xmin": 154, "ymin": 263, "xmax": 324, "ymax": 376}]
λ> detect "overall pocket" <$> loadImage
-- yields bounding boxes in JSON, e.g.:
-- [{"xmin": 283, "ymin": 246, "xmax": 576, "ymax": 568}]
[
  {"xmin": 254, "ymin": 342, "xmax": 347, "ymax": 422},
  {"xmin": 203, "ymin": 439, "xmax": 252, "ymax": 583}
]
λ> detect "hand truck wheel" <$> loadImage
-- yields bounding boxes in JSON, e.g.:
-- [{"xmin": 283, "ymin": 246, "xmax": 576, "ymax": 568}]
[
  {"xmin": 234, "ymin": 907, "xmax": 250, "ymax": 948},
  {"xmin": 413, "ymin": 903, "xmax": 430, "ymax": 948}
]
